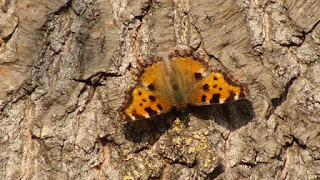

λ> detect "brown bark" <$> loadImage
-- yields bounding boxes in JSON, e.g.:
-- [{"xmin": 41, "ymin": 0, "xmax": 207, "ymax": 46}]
[{"xmin": 0, "ymin": 0, "xmax": 319, "ymax": 179}]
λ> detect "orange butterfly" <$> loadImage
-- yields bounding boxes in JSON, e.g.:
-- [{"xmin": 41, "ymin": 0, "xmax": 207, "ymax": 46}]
[{"xmin": 119, "ymin": 49, "xmax": 248, "ymax": 121}]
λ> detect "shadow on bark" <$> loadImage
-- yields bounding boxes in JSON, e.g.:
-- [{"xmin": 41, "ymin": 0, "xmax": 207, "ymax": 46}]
[
  {"xmin": 205, "ymin": 162, "xmax": 224, "ymax": 180},
  {"xmin": 123, "ymin": 99, "xmax": 254, "ymax": 143},
  {"xmin": 189, "ymin": 99, "xmax": 254, "ymax": 131},
  {"xmin": 122, "ymin": 111, "xmax": 178, "ymax": 143}
]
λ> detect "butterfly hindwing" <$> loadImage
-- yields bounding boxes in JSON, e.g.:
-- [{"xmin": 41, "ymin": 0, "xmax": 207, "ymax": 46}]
[
  {"xmin": 188, "ymin": 70, "xmax": 248, "ymax": 105},
  {"xmin": 122, "ymin": 88, "xmax": 172, "ymax": 120},
  {"xmin": 120, "ymin": 57, "xmax": 173, "ymax": 121}
]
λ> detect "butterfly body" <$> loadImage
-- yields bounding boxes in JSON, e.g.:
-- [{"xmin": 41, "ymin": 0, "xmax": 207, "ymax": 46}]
[{"xmin": 119, "ymin": 49, "xmax": 248, "ymax": 121}]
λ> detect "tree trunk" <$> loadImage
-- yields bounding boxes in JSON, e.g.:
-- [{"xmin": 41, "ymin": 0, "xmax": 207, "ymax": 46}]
[{"xmin": 1, "ymin": 0, "xmax": 319, "ymax": 179}]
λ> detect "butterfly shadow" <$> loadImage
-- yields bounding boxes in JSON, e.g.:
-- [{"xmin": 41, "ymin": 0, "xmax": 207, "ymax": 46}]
[
  {"xmin": 123, "ymin": 100, "xmax": 254, "ymax": 143},
  {"xmin": 188, "ymin": 99, "xmax": 255, "ymax": 131},
  {"xmin": 122, "ymin": 110, "xmax": 183, "ymax": 144}
]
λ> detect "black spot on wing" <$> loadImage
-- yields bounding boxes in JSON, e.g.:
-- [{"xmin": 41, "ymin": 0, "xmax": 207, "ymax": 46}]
[
  {"xmin": 202, "ymin": 84, "xmax": 209, "ymax": 91},
  {"xmin": 144, "ymin": 107, "xmax": 157, "ymax": 116},
  {"xmin": 201, "ymin": 95, "xmax": 206, "ymax": 102},
  {"xmin": 213, "ymin": 84, "xmax": 217, "ymax": 88},
  {"xmin": 149, "ymin": 95, "xmax": 156, "ymax": 102},
  {"xmin": 138, "ymin": 91, "xmax": 142, "ymax": 95},
  {"xmin": 157, "ymin": 104, "xmax": 163, "ymax": 111},
  {"xmin": 210, "ymin": 94, "xmax": 220, "ymax": 103},
  {"xmin": 142, "ymin": 99, "xmax": 146, "ymax": 102},
  {"xmin": 226, "ymin": 91, "xmax": 236, "ymax": 102},
  {"xmin": 148, "ymin": 84, "xmax": 155, "ymax": 91},
  {"xmin": 131, "ymin": 110, "xmax": 144, "ymax": 120},
  {"xmin": 194, "ymin": 73, "xmax": 203, "ymax": 80},
  {"xmin": 219, "ymin": 87, "xmax": 223, "ymax": 91},
  {"xmin": 213, "ymin": 76, "xmax": 218, "ymax": 80},
  {"xmin": 139, "ymin": 103, "xmax": 143, "ymax": 106}
]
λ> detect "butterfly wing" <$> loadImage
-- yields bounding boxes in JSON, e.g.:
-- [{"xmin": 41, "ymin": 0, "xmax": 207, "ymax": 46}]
[
  {"xmin": 120, "ymin": 50, "xmax": 248, "ymax": 120},
  {"xmin": 188, "ymin": 70, "xmax": 248, "ymax": 105},
  {"xmin": 119, "ymin": 57, "xmax": 173, "ymax": 121},
  {"xmin": 168, "ymin": 50, "xmax": 212, "ymax": 107}
]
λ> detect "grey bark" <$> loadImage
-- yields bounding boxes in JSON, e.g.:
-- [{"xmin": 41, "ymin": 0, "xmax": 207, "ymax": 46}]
[{"xmin": 0, "ymin": 0, "xmax": 319, "ymax": 179}]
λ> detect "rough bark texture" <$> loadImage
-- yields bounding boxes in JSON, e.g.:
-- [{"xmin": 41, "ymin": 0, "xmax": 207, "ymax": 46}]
[{"xmin": 1, "ymin": 0, "xmax": 319, "ymax": 179}]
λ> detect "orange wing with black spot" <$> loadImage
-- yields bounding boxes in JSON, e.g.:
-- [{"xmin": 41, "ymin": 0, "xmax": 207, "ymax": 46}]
[
  {"xmin": 188, "ymin": 70, "xmax": 248, "ymax": 105},
  {"xmin": 119, "ymin": 57, "xmax": 174, "ymax": 121},
  {"xmin": 119, "ymin": 49, "xmax": 249, "ymax": 121},
  {"xmin": 168, "ymin": 50, "xmax": 212, "ymax": 106}
]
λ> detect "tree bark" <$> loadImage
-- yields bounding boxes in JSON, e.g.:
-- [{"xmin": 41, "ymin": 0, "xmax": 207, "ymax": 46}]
[{"xmin": 1, "ymin": 0, "xmax": 319, "ymax": 179}]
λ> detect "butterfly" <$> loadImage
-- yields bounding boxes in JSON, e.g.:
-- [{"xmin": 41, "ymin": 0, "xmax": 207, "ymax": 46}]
[{"xmin": 119, "ymin": 49, "xmax": 248, "ymax": 121}]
